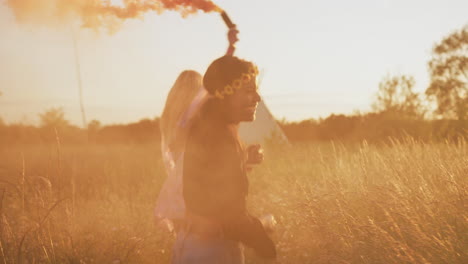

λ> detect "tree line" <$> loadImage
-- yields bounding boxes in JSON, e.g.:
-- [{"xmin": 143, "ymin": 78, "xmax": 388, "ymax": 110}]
[{"xmin": 0, "ymin": 25, "xmax": 466, "ymax": 145}]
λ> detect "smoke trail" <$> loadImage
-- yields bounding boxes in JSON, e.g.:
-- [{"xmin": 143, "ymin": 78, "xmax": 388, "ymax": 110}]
[{"xmin": 5, "ymin": 0, "xmax": 221, "ymax": 31}]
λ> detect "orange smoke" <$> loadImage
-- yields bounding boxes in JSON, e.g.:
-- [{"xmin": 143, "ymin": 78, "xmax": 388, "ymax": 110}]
[{"xmin": 5, "ymin": 0, "xmax": 222, "ymax": 30}]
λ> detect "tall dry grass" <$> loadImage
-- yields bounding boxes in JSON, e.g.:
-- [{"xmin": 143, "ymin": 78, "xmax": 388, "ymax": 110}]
[{"xmin": 0, "ymin": 138, "xmax": 466, "ymax": 263}]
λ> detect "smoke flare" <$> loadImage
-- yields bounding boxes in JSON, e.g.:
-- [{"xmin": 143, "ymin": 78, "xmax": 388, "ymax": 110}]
[{"xmin": 5, "ymin": 0, "xmax": 222, "ymax": 31}]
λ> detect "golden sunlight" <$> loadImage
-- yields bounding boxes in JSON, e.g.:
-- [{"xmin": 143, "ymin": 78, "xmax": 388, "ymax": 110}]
[{"xmin": 0, "ymin": 1, "xmax": 467, "ymax": 263}]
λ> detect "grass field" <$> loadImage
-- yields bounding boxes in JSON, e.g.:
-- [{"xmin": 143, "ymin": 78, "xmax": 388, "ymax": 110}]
[{"xmin": 0, "ymin": 138, "xmax": 466, "ymax": 263}]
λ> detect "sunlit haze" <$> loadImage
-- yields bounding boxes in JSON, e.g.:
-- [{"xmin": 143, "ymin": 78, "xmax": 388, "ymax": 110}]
[{"xmin": 1, "ymin": 0, "xmax": 467, "ymax": 126}]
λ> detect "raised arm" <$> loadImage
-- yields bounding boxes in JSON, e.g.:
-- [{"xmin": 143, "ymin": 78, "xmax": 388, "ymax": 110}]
[{"xmin": 226, "ymin": 26, "xmax": 239, "ymax": 56}]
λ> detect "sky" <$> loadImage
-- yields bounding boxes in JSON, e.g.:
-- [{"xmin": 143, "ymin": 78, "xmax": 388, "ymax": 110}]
[{"xmin": 0, "ymin": 0, "xmax": 467, "ymax": 126}]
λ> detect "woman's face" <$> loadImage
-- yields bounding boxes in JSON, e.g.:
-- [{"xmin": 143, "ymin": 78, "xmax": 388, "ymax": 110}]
[{"xmin": 224, "ymin": 77, "xmax": 261, "ymax": 123}]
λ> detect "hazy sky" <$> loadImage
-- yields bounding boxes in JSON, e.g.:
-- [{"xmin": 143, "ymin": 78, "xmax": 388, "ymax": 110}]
[{"xmin": 0, "ymin": 0, "xmax": 467, "ymax": 126}]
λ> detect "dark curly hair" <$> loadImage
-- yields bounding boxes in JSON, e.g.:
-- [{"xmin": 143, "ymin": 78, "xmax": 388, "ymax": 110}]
[{"xmin": 203, "ymin": 56, "xmax": 256, "ymax": 96}]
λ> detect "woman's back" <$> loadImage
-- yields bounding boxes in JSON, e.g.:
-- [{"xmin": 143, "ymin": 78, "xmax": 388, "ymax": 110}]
[{"xmin": 155, "ymin": 70, "xmax": 207, "ymax": 223}]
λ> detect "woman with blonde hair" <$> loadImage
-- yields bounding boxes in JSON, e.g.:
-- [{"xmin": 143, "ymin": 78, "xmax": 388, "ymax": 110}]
[{"xmin": 155, "ymin": 70, "xmax": 207, "ymax": 230}]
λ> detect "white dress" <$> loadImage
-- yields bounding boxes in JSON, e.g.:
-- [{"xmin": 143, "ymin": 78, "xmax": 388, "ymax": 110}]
[
  {"xmin": 154, "ymin": 148, "xmax": 186, "ymax": 224},
  {"xmin": 154, "ymin": 88, "xmax": 207, "ymax": 227},
  {"xmin": 172, "ymin": 229, "xmax": 244, "ymax": 264}
]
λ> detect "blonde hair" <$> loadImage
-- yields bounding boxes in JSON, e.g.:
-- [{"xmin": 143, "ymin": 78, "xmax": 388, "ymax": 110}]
[{"xmin": 161, "ymin": 70, "xmax": 203, "ymax": 154}]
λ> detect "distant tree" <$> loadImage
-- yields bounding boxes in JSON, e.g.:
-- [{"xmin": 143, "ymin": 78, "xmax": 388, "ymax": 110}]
[
  {"xmin": 279, "ymin": 118, "xmax": 319, "ymax": 141},
  {"xmin": 39, "ymin": 107, "xmax": 70, "ymax": 129},
  {"xmin": 426, "ymin": 25, "xmax": 468, "ymax": 120},
  {"xmin": 87, "ymin": 119, "xmax": 101, "ymax": 143},
  {"xmin": 88, "ymin": 119, "xmax": 101, "ymax": 132},
  {"xmin": 372, "ymin": 74, "xmax": 424, "ymax": 119},
  {"xmin": 320, "ymin": 114, "xmax": 359, "ymax": 140}
]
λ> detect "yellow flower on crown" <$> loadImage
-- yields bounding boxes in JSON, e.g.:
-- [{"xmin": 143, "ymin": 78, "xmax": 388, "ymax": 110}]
[
  {"xmin": 215, "ymin": 66, "xmax": 259, "ymax": 99},
  {"xmin": 224, "ymin": 85, "xmax": 234, "ymax": 95},
  {"xmin": 241, "ymin": 73, "xmax": 251, "ymax": 83},
  {"xmin": 233, "ymin": 79, "xmax": 242, "ymax": 90},
  {"xmin": 215, "ymin": 89, "xmax": 225, "ymax": 99},
  {"xmin": 249, "ymin": 66, "xmax": 259, "ymax": 75}
]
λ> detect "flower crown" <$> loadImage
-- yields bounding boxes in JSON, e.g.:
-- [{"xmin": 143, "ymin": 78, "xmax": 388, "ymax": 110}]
[{"xmin": 214, "ymin": 66, "xmax": 259, "ymax": 99}]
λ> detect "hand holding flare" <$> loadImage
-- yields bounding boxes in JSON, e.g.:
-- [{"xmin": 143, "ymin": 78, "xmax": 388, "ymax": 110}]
[
  {"xmin": 220, "ymin": 11, "xmax": 239, "ymax": 56},
  {"xmin": 226, "ymin": 26, "xmax": 239, "ymax": 56},
  {"xmin": 246, "ymin": 144, "xmax": 264, "ymax": 165},
  {"xmin": 245, "ymin": 144, "xmax": 264, "ymax": 172}
]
